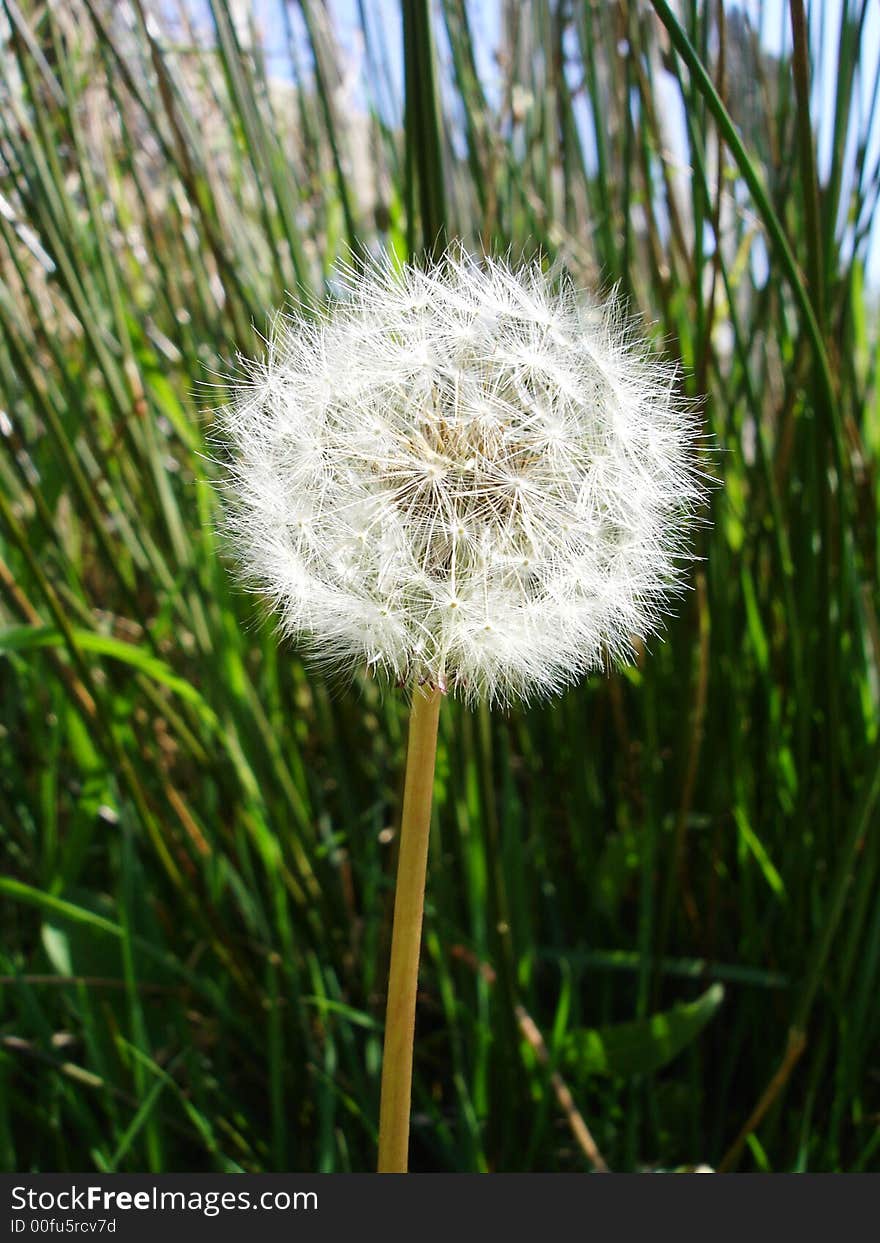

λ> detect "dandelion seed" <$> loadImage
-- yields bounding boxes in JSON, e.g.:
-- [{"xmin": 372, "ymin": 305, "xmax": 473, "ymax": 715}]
[{"xmin": 221, "ymin": 249, "xmax": 708, "ymax": 706}]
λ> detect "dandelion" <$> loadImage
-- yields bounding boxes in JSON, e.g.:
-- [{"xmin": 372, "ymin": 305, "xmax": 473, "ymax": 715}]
[{"xmin": 220, "ymin": 249, "xmax": 708, "ymax": 1172}]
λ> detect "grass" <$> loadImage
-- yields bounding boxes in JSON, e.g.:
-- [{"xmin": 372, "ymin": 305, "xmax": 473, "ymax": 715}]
[{"xmin": 0, "ymin": 0, "xmax": 878, "ymax": 1172}]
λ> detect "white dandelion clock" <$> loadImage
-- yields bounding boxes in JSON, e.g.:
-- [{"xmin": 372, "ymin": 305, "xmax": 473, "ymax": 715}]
[
  {"xmin": 218, "ymin": 249, "xmax": 710, "ymax": 1174},
  {"xmin": 222, "ymin": 251, "xmax": 706, "ymax": 707}
]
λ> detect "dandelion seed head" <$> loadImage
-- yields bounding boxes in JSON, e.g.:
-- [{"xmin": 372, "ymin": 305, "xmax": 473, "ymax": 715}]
[{"xmin": 220, "ymin": 250, "xmax": 709, "ymax": 706}]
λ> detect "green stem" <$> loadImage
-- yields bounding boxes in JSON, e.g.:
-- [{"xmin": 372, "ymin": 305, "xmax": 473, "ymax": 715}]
[{"xmin": 377, "ymin": 686, "xmax": 442, "ymax": 1173}]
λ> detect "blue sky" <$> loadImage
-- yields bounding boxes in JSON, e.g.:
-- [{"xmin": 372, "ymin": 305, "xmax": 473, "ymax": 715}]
[{"xmin": 177, "ymin": 0, "xmax": 880, "ymax": 284}]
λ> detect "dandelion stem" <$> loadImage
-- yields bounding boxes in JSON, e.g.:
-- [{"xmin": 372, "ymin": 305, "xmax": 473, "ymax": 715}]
[{"xmin": 378, "ymin": 685, "xmax": 442, "ymax": 1173}]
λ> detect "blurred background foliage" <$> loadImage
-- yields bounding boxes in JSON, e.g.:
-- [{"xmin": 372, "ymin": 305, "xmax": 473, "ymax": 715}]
[{"xmin": 0, "ymin": 0, "xmax": 878, "ymax": 1173}]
